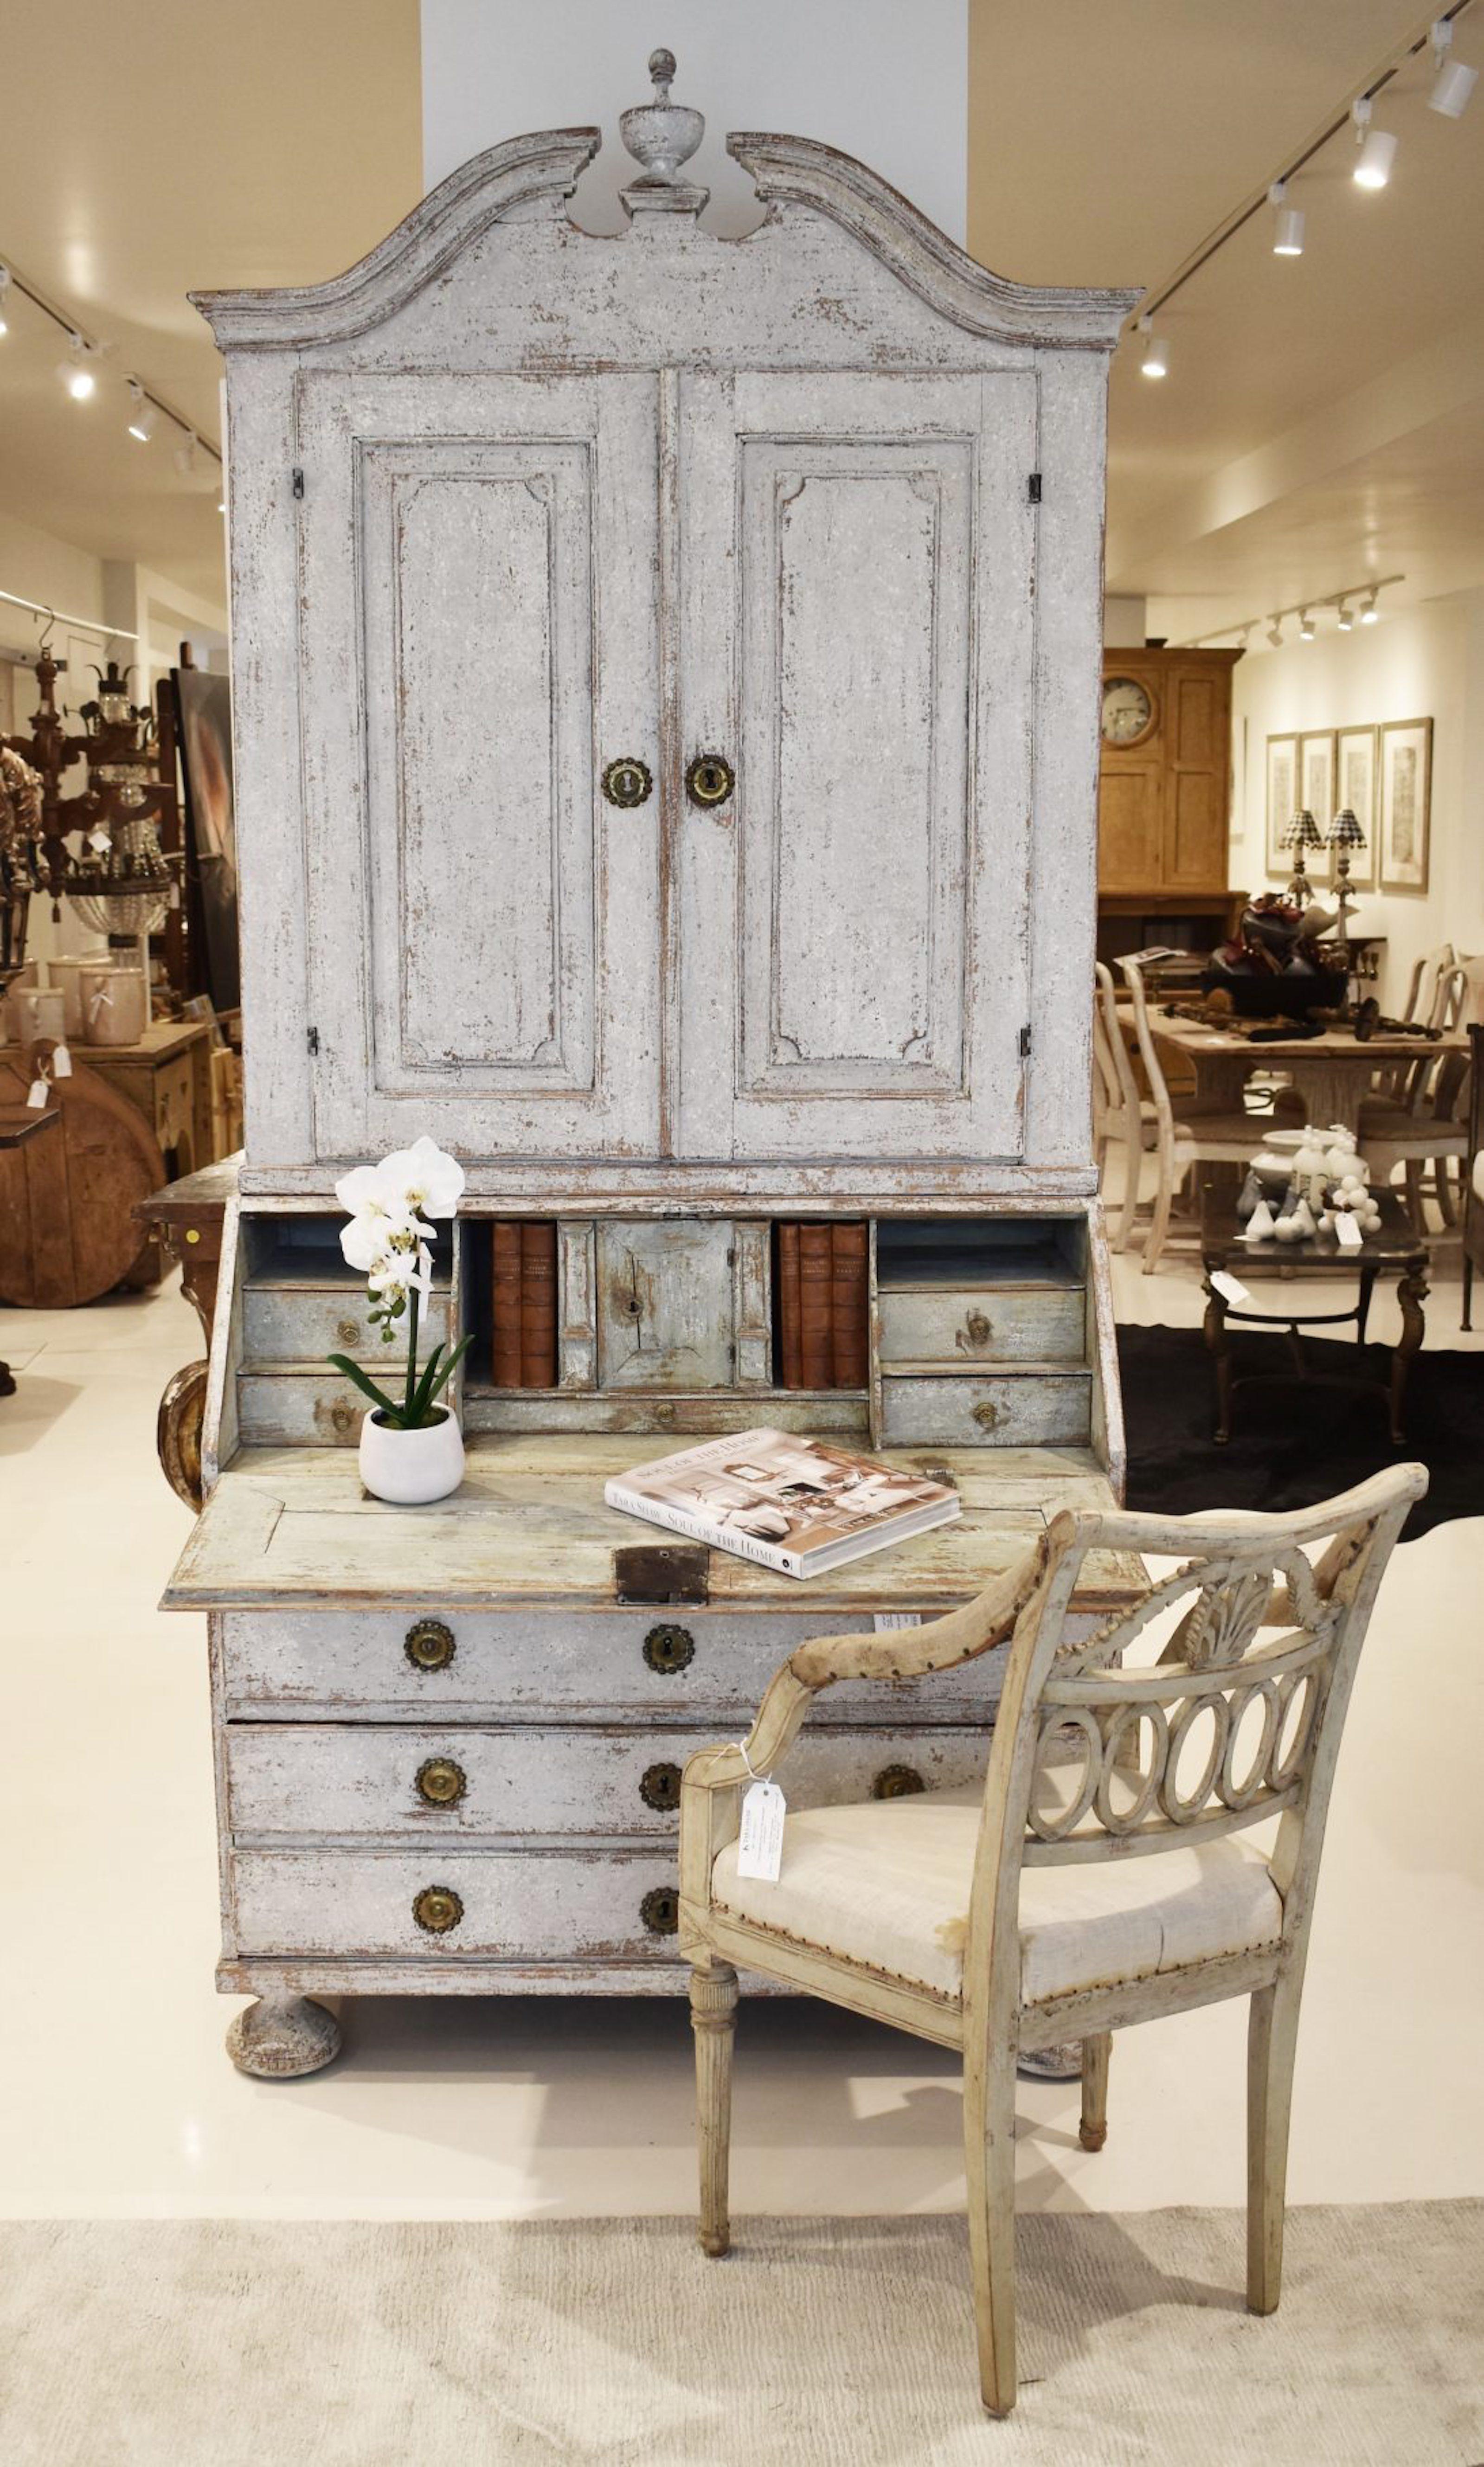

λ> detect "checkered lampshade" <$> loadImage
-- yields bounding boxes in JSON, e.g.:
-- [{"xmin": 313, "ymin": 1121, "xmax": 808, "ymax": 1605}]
[
  {"xmin": 1281, "ymin": 808, "xmax": 1324, "ymax": 853},
  {"xmin": 1326, "ymin": 806, "xmax": 1367, "ymax": 849}
]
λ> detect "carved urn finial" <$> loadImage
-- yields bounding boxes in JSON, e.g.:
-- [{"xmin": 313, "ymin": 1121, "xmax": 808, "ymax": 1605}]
[{"xmin": 619, "ymin": 46, "xmax": 707, "ymax": 213}]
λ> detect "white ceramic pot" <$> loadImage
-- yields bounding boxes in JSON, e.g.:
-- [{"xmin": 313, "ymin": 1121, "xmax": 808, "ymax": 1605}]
[
  {"xmin": 358, "ymin": 1406, "xmax": 465, "ymax": 1505},
  {"xmin": 12, "ymin": 985, "xmax": 67, "ymax": 1046},
  {"xmin": 80, "ymin": 964, "xmax": 148, "ymax": 1046}
]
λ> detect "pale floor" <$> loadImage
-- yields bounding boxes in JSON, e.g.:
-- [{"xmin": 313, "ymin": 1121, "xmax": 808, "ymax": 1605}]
[{"xmin": 2, "ymin": 1229, "xmax": 1482, "ymax": 2225}]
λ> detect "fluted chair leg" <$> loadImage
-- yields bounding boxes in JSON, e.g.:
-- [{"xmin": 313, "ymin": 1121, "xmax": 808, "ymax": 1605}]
[
  {"xmin": 1246, "ymin": 1979, "xmax": 1301, "ymax": 2314},
  {"xmin": 691, "ymin": 1959, "xmax": 739, "ymax": 2257},
  {"xmin": 1079, "ymin": 2032, "xmax": 1111, "ymax": 2151},
  {"xmin": 965, "ymin": 2049, "xmax": 1019, "ymax": 2415}
]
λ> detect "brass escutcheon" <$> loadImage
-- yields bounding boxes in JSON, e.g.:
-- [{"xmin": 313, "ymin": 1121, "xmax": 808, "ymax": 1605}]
[
  {"xmin": 685, "ymin": 752, "xmax": 734, "ymax": 809},
  {"xmin": 958, "ymin": 1309, "xmax": 993, "ymax": 1350},
  {"xmin": 413, "ymin": 1883, "xmax": 464, "ymax": 1934},
  {"xmin": 601, "ymin": 755, "xmax": 653, "ymax": 809},
  {"xmin": 329, "ymin": 1401, "xmax": 354, "ymax": 1436},
  {"xmin": 643, "ymin": 1622, "xmax": 695, "ymax": 1675},
  {"xmin": 405, "ymin": 1617, "xmax": 456, "ymax": 1672},
  {"xmin": 640, "ymin": 1885, "xmax": 680, "ymax": 1935},
  {"xmin": 972, "ymin": 1399, "xmax": 1001, "ymax": 1431},
  {"xmin": 873, "ymin": 1763, "xmax": 926, "ymax": 1799},
  {"xmin": 336, "ymin": 1318, "xmax": 360, "ymax": 1347},
  {"xmin": 639, "ymin": 1760, "xmax": 683, "ymax": 1813},
  {"xmin": 416, "ymin": 1756, "xmax": 467, "ymax": 1808}
]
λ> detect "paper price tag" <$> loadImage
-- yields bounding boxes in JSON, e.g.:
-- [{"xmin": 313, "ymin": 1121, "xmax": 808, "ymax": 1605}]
[
  {"xmin": 1334, "ymin": 1211, "xmax": 1363, "ymax": 1250},
  {"xmin": 51, "ymin": 1044, "xmax": 72, "ymax": 1079},
  {"xmin": 873, "ymin": 1613, "xmax": 923, "ymax": 1631},
  {"xmin": 735, "ymin": 1779, "xmax": 786, "ymax": 1883},
  {"xmin": 1209, "ymin": 1270, "xmax": 1250, "ymax": 1305},
  {"xmin": 26, "ymin": 1076, "xmax": 48, "ymax": 1110}
]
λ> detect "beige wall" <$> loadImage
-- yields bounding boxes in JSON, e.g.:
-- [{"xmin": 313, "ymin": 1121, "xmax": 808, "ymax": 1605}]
[{"xmin": 1230, "ymin": 587, "xmax": 1484, "ymax": 1013}]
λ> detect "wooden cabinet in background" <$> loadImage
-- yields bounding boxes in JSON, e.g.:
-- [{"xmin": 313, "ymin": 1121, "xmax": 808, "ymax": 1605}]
[{"xmin": 1097, "ymin": 647, "xmax": 1241, "ymax": 899}]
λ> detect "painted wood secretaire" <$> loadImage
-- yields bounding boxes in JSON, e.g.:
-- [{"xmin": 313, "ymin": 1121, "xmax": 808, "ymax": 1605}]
[{"xmin": 162, "ymin": 57, "xmax": 1142, "ymax": 2075}]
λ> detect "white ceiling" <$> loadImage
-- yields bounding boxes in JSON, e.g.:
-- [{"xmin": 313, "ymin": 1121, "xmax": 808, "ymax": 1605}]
[{"xmin": 0, "ymin": 0, "xmax": 1479, "ymax": 646}]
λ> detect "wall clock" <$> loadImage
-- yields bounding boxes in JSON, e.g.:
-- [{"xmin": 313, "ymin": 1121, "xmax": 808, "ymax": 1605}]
[{"xmin": 1100, "ymin": 675, "xmax": 1156, "ymax": 747}]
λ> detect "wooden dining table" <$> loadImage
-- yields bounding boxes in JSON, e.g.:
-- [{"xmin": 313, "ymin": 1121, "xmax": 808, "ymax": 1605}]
[{"xmin": 1148, "ymin": 1006, "xmax": 1468, "ymax": 1137}]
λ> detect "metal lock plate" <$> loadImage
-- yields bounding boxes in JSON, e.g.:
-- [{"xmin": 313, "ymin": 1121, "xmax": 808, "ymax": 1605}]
[
  {"xmin": 640, "ymin": 1885, "xmax": 680, "ymax": 1935},
  {"xmin": 415, "ymin": 1756, "xmax": 467, "ymax": 1808},
  {"xmin": 405, "ymin": 1617, "xmax": 456, "ymax": 1672},
  {"xmin": 873, "ymin": 1764, "xmax": 926, "ymax": 1799},
  {"xmin": 412, "ymin": 1883, "xmax": 464, "ymax": 1933},
  {"xmin": 643, "ymin": 1622, "xmax": 695, "ymax": 1675},
  {"xmin": 685, "ymin": 752, "xmax": 734, "ymax": 808},
  {"xmin": 601, "ymin": 756, "xmax": 653, "ymax": 809},
  {"xmin": 639, "ymin": 1760, "xmax": 683, "ymax": 1813}
]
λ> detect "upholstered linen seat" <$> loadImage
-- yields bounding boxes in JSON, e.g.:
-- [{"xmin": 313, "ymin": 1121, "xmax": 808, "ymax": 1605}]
[{"xmin": 712, "ymin": 1782, "xmax": 1283, "ymax": 2007}]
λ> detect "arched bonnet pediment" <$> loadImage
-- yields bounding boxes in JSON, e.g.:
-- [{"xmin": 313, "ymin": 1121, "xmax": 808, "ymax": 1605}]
[{"xmin": 192, "ymin": 71, "xmax": 1137, "ymax": 356}]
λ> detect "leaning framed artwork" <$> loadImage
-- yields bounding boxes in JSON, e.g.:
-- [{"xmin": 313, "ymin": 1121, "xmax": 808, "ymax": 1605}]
[
  {"xmin": 1378, "ymin": 718, "xmax": 1433, "ymax": 893},
  {"xmin": 1333, "ymin": 725, "xmax": 1378, "ymax": 889},
  {"xmin": 1265, "ymin": 732, "xmax": 1298, "ymax": 877}
]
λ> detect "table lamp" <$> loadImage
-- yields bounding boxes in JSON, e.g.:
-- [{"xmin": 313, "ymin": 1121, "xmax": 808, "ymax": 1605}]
[
  {"xmin": 1281, "ymin": 808, "xmax": 1324, "ymax": 901},
  {"xmin": 1325, "ymin": 807, "xmax": 1367, "ymax": 956}
]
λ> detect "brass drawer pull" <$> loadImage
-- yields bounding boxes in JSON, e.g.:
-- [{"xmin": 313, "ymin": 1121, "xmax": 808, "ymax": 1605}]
[
  {"xmin": 640, "ymin": 1885, "xmax": 680, "ymax": 1935},
  {"xmin": 957, "ymin": 1310, "xmax": 994, "ymax": 1352},
  {"xmin": 416, "ymin": 1756, "xmax": 467, "ymax": 1808},
  {"xmin": 412, "ymin": 1883, "xmax": 464, "ymax": 1934},
  {"xmin": 639, "ymin": 1760, "xmax": 683, "ymax": 1813},
  {"xmin": 643, "ymin": 1623, "xmax": 694, "ymax": 1676},
  {"xmin": 336, "ymin": 1317, "xmax": 361, "ymax": 1348},
  {"xmin": 971, "ymin": 1399, "xmax": 1002, "ymax": 1432},
  {"xmin": 329, "ymin": 1400, "xmax": 354, "ymax": 1436},
  {"xmin": 873, "ymin": 1763, "xmax": 926, "ymax": 1799},
  {"xmin": 685, "ymin": 752, "xmax": 734, "ymax": 809},
  {"xmin": 405, "ymin": 1618, "xmax": 456, "ymax": 1672},
  {"xmin": 601, "ymin": 756, "xmax": 653, "ymax": 809}
]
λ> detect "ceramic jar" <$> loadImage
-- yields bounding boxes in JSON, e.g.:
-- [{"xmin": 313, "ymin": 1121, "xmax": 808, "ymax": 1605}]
[
  {"xmin": 357, "ymin": 1407, "xmax": 465, "ymax": 1505},
  {"xmin": 80, "ymin": 964, "xmax": 148, "ymax": 1046}
]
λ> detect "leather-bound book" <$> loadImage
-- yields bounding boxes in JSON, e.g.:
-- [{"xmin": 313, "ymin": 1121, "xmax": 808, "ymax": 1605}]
[
  {"xmin": 776, "ymin": 1221, "xmax": 803, "ymax": 1388},
  {"xmin": 797, "ymin": 1224, "xmax": 835, "ymax": 1390},
  {"xmin": 520, "ymin": 1221, "xmax": 559, "ymax": 1388},
  {"xmin": 830, "ymin": 1221, "xmax": 870, "ymax": 1389},
  {"xmin": 491, "ymin": 1221, "xmax": 524, "ymax": 1388}
]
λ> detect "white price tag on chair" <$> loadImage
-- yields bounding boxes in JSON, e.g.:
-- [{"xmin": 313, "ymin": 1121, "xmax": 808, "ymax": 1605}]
[
  {"xmin": 735, "ymin": 1778, "xmax": 787, "ymax": 1882},
  {"xmin": 51, "ymin": 1044, "xmax": 72, "ymax": 1079},
  {"xmin": 1209, "ymin": 1270, "xmax": 1250, "ymax": 1305},
  {"xmin": 1334, "ymin": 1211, "xmax": 1363, "ymax": 1250},
  {"xmin": 873, "ymin": 1613, "xmax": 923, "ymax": 1631},
  {"xmin": 26, "ymin": 1076, "xmax": 48, "ymax": 1109}
]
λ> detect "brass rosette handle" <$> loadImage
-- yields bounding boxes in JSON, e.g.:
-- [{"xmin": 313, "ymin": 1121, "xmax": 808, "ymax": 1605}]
[
  {"xmin": 413, "ymin": 1883, "xmax": 464, "ymax": 1934},
  {"xmin": 685, "ymin": 752, "xmax": 734, "ymax": 808},
  {"xmin": 416, "ymin": 1756, "xmax": 467, "ymax": 1808},
  {"xmin": 873, "ymin": 1764, "xmax": 926, "ymax": 1799},
  {"xmin": 405, "ymin": 1618, "xmax": 456, "ymax": 1672},
  {"xmin": 601, "ymin": 756, "xmax": 653, "ymax": 809},
  {"xmin": 643, "ymin": 1623, "xmax": 695, "ymax": 1675}
]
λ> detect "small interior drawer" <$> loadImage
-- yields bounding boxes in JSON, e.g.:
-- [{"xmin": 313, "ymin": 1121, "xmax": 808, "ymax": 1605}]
[
  {"xmin": 877, "ymin": 1286, "xmax": 1084, "ymax": 1367},
  {"xmin": 242, "ymin": 1285, "xmax": 451, "ymax": 1365},
  {"xmin": 880, "ymin": 1370, "xmax": 1092, "ymax": 1448}
]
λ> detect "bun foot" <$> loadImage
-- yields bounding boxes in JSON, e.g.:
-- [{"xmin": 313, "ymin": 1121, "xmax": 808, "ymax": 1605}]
[{"xmin": 226, "ymin": 1993, "xmax": 341, "ymax": 2079}]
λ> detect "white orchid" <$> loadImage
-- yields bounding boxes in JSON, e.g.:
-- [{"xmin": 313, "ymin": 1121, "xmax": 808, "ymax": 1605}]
[{"xmin": 328, "ymin": 1137, "xmax": 471, "ymax": 1430}]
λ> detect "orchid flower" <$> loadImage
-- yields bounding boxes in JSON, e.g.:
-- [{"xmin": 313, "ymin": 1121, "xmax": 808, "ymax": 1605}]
[{"xmin": 326, "ymin": 1138, "xmax": 470, "ymax": 1429}]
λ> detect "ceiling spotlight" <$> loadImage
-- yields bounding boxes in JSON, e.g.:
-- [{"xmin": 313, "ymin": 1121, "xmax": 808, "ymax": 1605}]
[
  {"xmin": 1137, "ymin": 315, "xmax": 1168, "ymax": 379},
  {"xmin": 1269, "ymin": 180, "xmax": 1305, "ymax": 256},
  {"xmin": 0, "ymin": 264, "xmax": 9, "ymax": 339},
  {"xmin": 1429, "ymin": 17, "xmax": 1478, "ymax": 116},
  {"xmin": 126, "ymin": 379, "xmax": 156, "ymax": 443},
  {"xmin": 56, "ymin": 334, "xmax": 96, "ymax": 400},
  {"xmin": 173, "ymin": 430, "xmax": 198, "ymax": 476},
  {"xmin": 1298, "ymin": 609, "xmax": 1316, "ymax": 642},
  {"xmin": 1336, "ymin": 602, "xmax": 1354, "ymax": 631},
  {"xmin": 1267, "ymin": 617, "xmax": 1284, "ymax": 648},
  {"xmin": 1351, "ymin": 96, "xmax": 1397, "ymax": 188},
  {"xmin": 1360, "ymin": 587, "xmax": 1381, "ymax": 624}
]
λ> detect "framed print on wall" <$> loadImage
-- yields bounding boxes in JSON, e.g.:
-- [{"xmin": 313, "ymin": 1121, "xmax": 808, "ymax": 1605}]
[
  {"xmin": 1333, "ymin": 725, "xmax": 1378, "ymax": 889},
  {"xmin": 1266, "ymin": 732, "xmax": 1298, "ymax": 877},
  {"xmin": 1379, "ymin": 718, "xmax": 1433, "ymax": 893},
  {"xmin": 1298, "ymin": 729, "xmax": 1336, "ymax": 835}
]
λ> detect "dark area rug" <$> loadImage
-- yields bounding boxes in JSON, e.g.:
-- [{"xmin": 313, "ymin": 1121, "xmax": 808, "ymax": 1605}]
[{"xmin": 1118, "ymin": 1324, "xmax": 1484, "ymax": 1540}]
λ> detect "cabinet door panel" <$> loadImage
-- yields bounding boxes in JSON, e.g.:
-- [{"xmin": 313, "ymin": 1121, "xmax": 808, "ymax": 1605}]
[
  {"xmin": 296, "ymin": 371, "xmax": 659, "ymax": 1159},
  {"xmin": 677, "ymin": 371, "xmax": 1035, "ymax": 1163}
]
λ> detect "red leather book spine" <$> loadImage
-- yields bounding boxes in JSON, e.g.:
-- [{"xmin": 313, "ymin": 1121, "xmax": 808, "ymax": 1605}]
[
  {"xmin": 797, "ymin": 1225, "xmax": 835, "ymax": 1390},
  {"xmin": 830, "ymin": 1221, "xmax": 870, "ymax": 1389},
  {"xmin": 776, "ymin": 1221, "xmax": 803, "ymax": 1388},
  {"xmin": 519, "ymin": 1221, "xmax": 558, "ymax": 1388},
  {"xmin": 491, "ymin": 1222, "xmax": 524, "ymax": 1388}
]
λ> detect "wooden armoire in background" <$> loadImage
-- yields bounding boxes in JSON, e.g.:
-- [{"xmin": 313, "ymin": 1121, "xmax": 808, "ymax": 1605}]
[
  {"xmin": 160, "ymin": 58, "xmax": 1143, "ymax": 2077},
  {"xmin": 1096, "ymin": 645, "xmax": 1242, "ymax": 965}
]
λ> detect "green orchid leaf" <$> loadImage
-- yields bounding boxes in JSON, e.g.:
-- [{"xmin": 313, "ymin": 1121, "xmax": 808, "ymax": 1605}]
[{"xmin": 325, "ymin": 1353, "xmax": 402, "ymax": 1422}]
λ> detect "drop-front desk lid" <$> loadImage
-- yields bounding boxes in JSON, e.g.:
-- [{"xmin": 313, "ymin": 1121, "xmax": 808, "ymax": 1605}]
[{"xmin": 161, "ymin": 1435, "xmax": 1143, "ymax": 1614}]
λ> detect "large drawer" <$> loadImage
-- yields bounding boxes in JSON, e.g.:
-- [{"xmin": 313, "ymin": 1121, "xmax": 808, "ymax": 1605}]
[
  {"xmin": 224, "ymin": 1721, "xmax": 991, "ymax": 1839},
  {"xmin": 879, "ymin": 1371, "xmax": 1092, "ymax": 1448},
  {"xmin": 241, "ymin": 1285, "xmax": 451, "ymax": 1366},
  {"xmin": 216, "ymin": 1606, "xmax": 1017, "ymax": 1722},
  {"xmin": 229, "ymin": 1844, "xmax": 686, "ymax": 1961},
  {"xmin": 877, "ymin": 1286, "xmax": 1085, "ymax": 1367}
]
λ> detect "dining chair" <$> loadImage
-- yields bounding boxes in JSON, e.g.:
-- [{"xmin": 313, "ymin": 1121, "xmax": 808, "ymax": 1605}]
[
  {"xmin": 680, "ymin": 1465, "xmax": 1424, "ymax": 2416},
  {"xmin": 1362, "ymin": 958, "xmax": 1484, "ymax": 1228},
  {"xmin": 1092, "ymin": 961, "xmax": 1155, "ymax": 1252},
  {"xmin": 1118, "ymin": 956, "xmax": 1259, "ymax": 1272}
]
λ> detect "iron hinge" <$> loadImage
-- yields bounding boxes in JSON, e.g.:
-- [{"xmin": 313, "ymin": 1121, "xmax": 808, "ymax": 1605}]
[
  {"xmin": 1028, "ymin": 473, "xmax": 1042, "ymax": 503},
  {"xmin": 307, "ymin": 1025, "xmax": 320, "ymax": 1055},
  {"xmin": 1018, "ymin": 1024, "xmax": 1032, "ymax": 1059},
  {"xmin": 291, "ymin": 467, "xmax": 305, "ymax": 500}
]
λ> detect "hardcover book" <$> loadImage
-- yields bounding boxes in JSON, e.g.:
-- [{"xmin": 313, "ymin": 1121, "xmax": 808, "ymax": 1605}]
[{"xmin": 604, "ymin": 1426, "xmax": 960, "ymax": 1580}]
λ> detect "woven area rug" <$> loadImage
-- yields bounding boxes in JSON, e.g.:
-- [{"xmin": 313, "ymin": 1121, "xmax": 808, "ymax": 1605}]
[
  {"xmin": 1120, "ymin": 1324, "xmax": 1484, "ymax": 1538},
  {"xmin": 3, "ymin": 2205, "xmax": 1479, "ymax": 2465}
]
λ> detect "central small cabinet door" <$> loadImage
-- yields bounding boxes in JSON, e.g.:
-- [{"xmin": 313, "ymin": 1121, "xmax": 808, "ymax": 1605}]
[
  {"xmin": 296, "ymin": 371, "xmax": 660, "ymax": 1159},
  {"xmin": 675, "ymin": 371, "xmax": 1037, "ymax": 1163}
]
